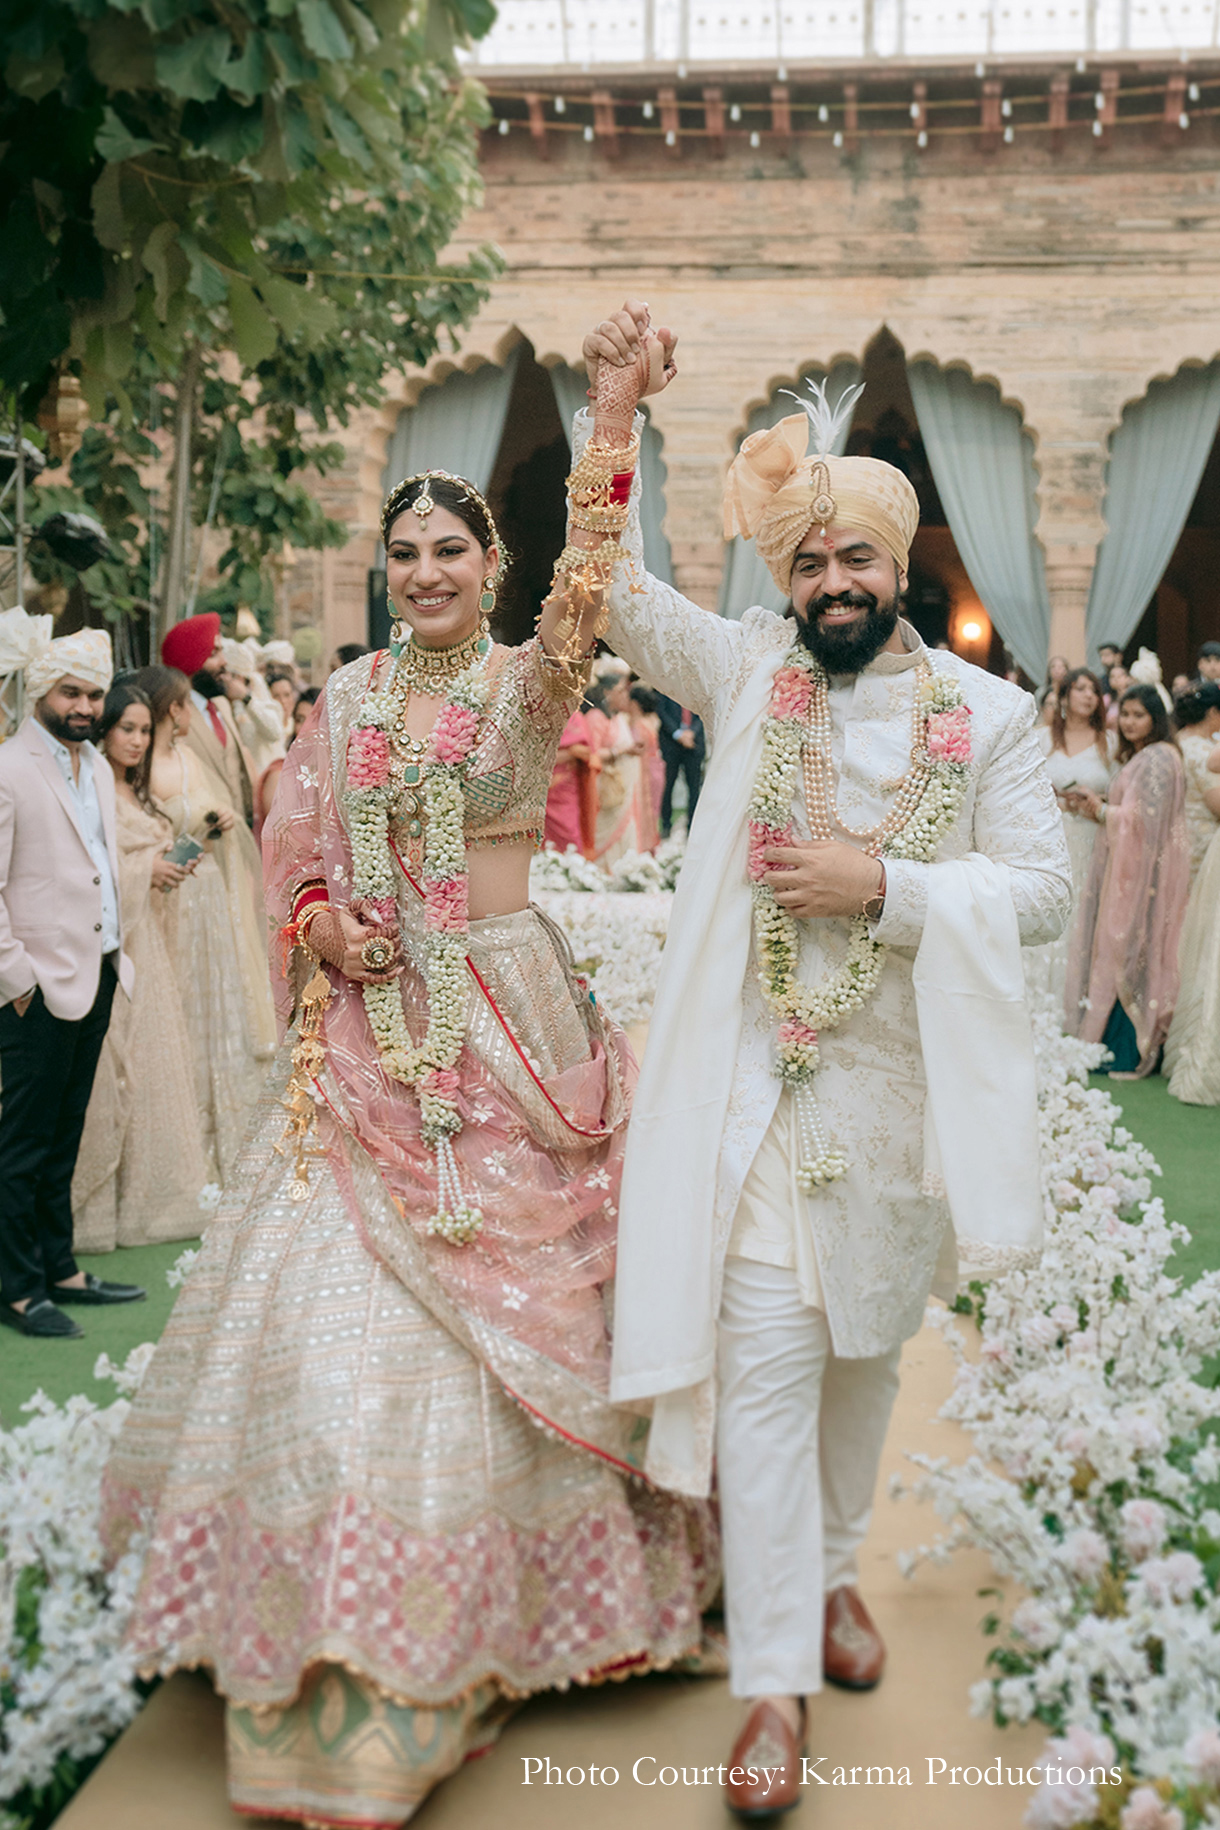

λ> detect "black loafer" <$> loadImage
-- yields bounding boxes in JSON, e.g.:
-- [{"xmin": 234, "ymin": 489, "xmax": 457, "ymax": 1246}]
[
  {"xmin": 52, "ymin": 1273, "xmax": 146, "ymax": 1306},
  {"xmin": 0, "ymin": 1298, "xmax": 84, "ymax": 1338}
]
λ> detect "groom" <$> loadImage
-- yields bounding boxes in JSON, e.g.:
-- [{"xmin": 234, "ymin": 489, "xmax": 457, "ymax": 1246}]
[{"xmin": 572, "ymin": 304, "xmax": 1071, "ymax": 1813}]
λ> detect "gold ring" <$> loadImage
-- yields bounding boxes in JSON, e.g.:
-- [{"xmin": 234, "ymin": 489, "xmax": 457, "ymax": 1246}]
[{"xmin": 360, "ymin": 935, "xmax": 395, "ymax": 972}]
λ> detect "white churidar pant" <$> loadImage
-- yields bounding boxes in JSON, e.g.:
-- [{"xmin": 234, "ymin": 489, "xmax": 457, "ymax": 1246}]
[{"xmin": 717, "ymin": 1094, "xmax": 904, "ymax": 1700}]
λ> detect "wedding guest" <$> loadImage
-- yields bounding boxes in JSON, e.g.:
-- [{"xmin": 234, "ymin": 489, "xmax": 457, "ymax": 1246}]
[
  {"xmin": 1165, "ymin": 816, "xmax": 1220, "ymax": 1106},
  {"xmin": 1025, "ymin": 669, "xmax": 1116, "ymax": 1007},
  {"xmin": 544, "ymin": 704, "xmax": 597, "ymax": 856},
  {"xmin": 1096, "ymin": 640, "xmax": 1124, "ymax": 684},
  {"xmin": 1129, "ymin": 645, "xmax": 1174, "ymax": 711},
  {"xmin": 265, "ymin": 667, "xmax": 298, "ymax": 736},
  {"xmin": 1104, "ymin": 664, "xmax": 1131, "ymax": 728},
  {"xmin": 590, "ymin": 663, "xmax": 653, "ymax": 863},
  {"xmin": 159, "ymin": 617, "xmax": 276, "ymax": 1063},
  {"xmin": 163, "ymin": 613, "xmax": 255, "ymax": 825},
  {"xmin": 1173, "ymin": 681, "xmax": 1220, "ymax": 885},
  {"xmin": 1065, "ymin": 685, "xmax": 1189, "ymax": 1077},
  {"xmin": 1036, "ymin": 653, "xmax": 1069, "ymax": 712},
  {"xmin": 221, "ymin": 638, "xmax": 284, "ymax": 778},
  {"xmin": 72, "ymin": 682, "xmax": 209, "ymax": 1248},
  {"xmin": 655, "ymin": 691, "xmax": 705, "ymax": 837},
  {"xmin": 137, "ymin": 665, "xmax": 274, "ymax": 1181},
  {"xmin": 630, "ymin": 683, "xmax": 665, "ymax": 835},
  {"xmin": 1197, "ymin": 641, "xmax": 1220, "ymax": 683},
  {"xmin": 329, "ymin": 641, "xmax": 370, "ymax": 674},
  {"xmin": 0, "ymin": 622, "xmax": 143, "ymax": 1338}
]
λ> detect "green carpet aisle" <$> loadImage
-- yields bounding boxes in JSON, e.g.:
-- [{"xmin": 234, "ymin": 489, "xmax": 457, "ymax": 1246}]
[
  {"xmin": 0, "ymin": 1239, "xmax": 195, "ymax": 1419},
  {"xmin": 1090, "ymin": 1073, "xmax": 1218, "ymax": 1283}
]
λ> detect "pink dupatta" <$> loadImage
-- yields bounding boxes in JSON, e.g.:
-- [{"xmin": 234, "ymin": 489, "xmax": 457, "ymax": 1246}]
[{"xmin": 1064, "ymin": 741, "xmax": 1189, "ymax": 1075}]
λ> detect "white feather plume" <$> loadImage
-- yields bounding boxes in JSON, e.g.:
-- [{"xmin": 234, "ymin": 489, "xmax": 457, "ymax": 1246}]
[{"xmin": 778, "ymin": 376, "xmax": 866, "ymax": 456}]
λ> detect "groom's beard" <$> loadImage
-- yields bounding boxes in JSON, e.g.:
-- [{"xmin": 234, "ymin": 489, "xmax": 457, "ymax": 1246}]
[{"xmin": 792, "ymin": 587, "xmax": 902, "ymax": 674}]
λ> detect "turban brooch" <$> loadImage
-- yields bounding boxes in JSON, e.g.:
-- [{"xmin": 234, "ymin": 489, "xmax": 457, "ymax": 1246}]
[{"xmin": 723, "ymin": 380, "xmax": 920, "ymax": 595}]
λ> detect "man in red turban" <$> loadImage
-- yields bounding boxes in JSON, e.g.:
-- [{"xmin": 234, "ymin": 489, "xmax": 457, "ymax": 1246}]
[{"xmin": 161, "ymin": 611, "xmax": 223, "ymax": 679}]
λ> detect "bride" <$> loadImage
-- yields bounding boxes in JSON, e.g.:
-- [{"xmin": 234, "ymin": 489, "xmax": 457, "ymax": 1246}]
[{"xmin": 103, "ymin": 471, "xmax": 718, "ymax": 1827}]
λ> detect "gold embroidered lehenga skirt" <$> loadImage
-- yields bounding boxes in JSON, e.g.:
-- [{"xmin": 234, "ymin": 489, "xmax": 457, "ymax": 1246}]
[{"xmin": 103, "ymin": 906, "xmax": 719, "ymax": 1828}]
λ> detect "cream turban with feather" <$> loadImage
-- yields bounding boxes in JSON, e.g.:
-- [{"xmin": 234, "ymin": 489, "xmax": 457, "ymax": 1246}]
[
  {"xmin": 723, "ymin": 383, "xmax": 920, "ymax": 594},
  {"xmin": 0, "ymin": 608, "xmax": 112, "ymax": 703}
]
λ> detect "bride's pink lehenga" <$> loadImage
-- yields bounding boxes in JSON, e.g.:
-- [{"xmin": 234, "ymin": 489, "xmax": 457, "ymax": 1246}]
[{"xmin": 102, "ymin": 645, "xmax": 718, "ymax": 1829}]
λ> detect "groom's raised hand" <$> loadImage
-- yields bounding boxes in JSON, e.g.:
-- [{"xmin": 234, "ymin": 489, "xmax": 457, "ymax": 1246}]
[{"xmin": 582, "ymin": 300, "xmax": 678, "ymax": 394}]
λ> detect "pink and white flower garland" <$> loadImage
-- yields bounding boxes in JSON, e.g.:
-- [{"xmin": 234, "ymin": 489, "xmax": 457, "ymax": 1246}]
[
  {"xmin": 344, "ymin": 654, "xmax": 490, "ymax": 1245},
  {"xmin": 747, "ymin": 644, "xmax": 972, "ymax": 1188}
]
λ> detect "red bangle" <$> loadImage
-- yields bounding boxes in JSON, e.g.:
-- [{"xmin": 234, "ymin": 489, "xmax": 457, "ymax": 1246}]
[
  {"xmin": 291, "ymin": 881, "xmax": 328, "ymax": 924},
  {"xmin": 608, "ymin": 471, "xmax": 633, "ymax": 506}
]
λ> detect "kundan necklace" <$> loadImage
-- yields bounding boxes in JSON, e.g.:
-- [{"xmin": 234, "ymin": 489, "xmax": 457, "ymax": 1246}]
[
  {"xmin": 748, "ymin": 644, "xmax": 973, "ymax": 1189},
  {"xmin": 392, "ymin": 623, "xmax": 488, "ymax": 695},
  {"xmin": 344, "ymin": 627, "xmax": 493, "ymax": 1245}
]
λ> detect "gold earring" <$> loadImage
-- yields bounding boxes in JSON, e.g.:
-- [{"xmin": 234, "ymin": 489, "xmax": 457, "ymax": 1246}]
[{"xmin": 479, "ymin": 577, "xmax": 496, "ymax": 619}]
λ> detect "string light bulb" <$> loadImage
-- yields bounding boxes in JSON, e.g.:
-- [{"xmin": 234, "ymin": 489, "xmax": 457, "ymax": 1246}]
[
  {"xmin": 554, "ymin": 96, "xmax": 565, "ymax": 114},
  {"xmin": 643, "ymin": 99, "xmax": 654, "ymax": 119},
  {"xmin": 818, "ymin": 103, "xmax": 829, "ymax": 122}
]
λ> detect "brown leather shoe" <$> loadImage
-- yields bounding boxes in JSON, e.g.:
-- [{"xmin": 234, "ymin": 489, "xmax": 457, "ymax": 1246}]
[
  {"xmin": 822, "ymin": 1585, "xmax": 885, "ymax": 1690},
  {"xmin": 724, "ymin": 1699, "xmax": 805, "ymax": 1818}
]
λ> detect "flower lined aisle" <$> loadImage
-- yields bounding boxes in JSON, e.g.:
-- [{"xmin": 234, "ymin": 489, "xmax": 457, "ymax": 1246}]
[
  {"xmin": 3, "ymin": 873, "xmax": 1219, "ymax": 1830},
  {"xmin": 897, "ymin": 1010, "xmax": 1220, "ymax": 1830}
]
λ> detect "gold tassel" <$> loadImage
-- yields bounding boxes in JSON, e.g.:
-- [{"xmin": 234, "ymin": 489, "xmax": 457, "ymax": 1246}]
[{"xmin": 274, "ymin": 956, "xmax": 333, "ymax": 1201}]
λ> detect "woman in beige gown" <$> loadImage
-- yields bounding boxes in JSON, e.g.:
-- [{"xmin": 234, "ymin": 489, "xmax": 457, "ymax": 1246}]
[
  {"xmin": 1173, "ymin": 680, "xmax": 1220, "ymax": 885},
  {"xmin": 1165, "ymin": 733, "xmax": 1220, "ymax": 1104},
  {"xmin": 137, "ymin": 665, "xmax": 276, "ymax": 1184},
  {"xmin": 73, "ymin": 682, "xmax": 210, "ymax": 1250}
]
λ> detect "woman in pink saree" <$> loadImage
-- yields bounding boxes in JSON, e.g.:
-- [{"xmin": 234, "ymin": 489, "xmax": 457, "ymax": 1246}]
[
  {"xmin": 1064, "ymin": 684, "xmax": 1190, "ymax": 1076},
  {"xmin": 102, "ymin": 471, "xmax": 718, "ymax": 1828}
]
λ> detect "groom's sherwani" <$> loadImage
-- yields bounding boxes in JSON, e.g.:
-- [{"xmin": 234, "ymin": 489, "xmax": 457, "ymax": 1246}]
[{"xmin": 571, "ymin": 415, "xmax": 1072, "ymax": 1509}]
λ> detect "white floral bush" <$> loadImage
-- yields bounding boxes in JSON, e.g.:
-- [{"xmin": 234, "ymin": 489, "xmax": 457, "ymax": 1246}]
[
  {"xmin": 897, "ymin": 1008, "xmax": 1220, "ymax": 1829},
  {"xmin": 0, "ymin": 1346, "xmax": 154, "ymax": 1828},
  {"xmin": 532, "ymin": 887, "xmax": 673, "ymax": 1025},
  {"xmin": 529, "ymin": 836, "xmax": 687, "ymax": 897}
]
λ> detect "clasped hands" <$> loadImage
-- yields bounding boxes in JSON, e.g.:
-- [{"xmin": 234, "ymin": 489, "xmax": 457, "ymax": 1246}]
[{"xmin": 763, "ymin": 841, "xmax": 885, "ymax": 920}]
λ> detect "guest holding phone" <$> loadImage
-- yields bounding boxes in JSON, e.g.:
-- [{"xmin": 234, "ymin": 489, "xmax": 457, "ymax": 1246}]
[
  {"xmin": 137, "ymin": 665, "xmax": 273, "ymax": 1184},
  {"xmin": 73, "ymin": 682, "xmax": 209, "ymax": 1249}
]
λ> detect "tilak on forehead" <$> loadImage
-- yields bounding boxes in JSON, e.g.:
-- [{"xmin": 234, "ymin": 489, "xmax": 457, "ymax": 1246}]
[{"xmin": 722, "ymin": 379, "xmax": 921, "ymax": 593}]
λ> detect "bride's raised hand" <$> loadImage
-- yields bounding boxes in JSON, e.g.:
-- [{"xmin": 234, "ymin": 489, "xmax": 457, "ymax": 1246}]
[{"xmin": 582, "ymin": 300, "xmax": 678, "ymax": 409}]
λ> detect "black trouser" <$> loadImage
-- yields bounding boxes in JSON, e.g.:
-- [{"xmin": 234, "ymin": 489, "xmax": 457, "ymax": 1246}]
[
  {"xmin": 0, "ymin": 958, "xmax": 117, "ymax": 1305},
  {"xmin": 661, "ymin": 746, "xmax": 704, "ymax": 836}
]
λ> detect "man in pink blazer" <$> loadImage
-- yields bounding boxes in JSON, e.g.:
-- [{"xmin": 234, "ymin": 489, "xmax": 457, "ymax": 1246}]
[{"xmin": 0, "ymin": 627, "xmax": 145, "ymax": 1338}]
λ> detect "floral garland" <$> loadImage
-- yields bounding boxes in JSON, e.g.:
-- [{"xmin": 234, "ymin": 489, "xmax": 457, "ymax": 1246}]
[
  {"xmin": 344, "ymin": 650, "xmax": 490, "ymax": 1245},
  {"xmin": 747, "ymin": 644, "xmax": 972, "ymax": 1189}
]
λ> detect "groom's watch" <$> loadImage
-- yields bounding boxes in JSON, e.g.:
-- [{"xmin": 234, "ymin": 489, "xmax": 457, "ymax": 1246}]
[{"xmin": 862, "ymin": 862, "xmax": 887, "ymax": 923}]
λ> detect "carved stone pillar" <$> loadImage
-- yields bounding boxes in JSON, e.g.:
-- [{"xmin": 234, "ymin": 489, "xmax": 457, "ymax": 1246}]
[{"xmin": 1041, "ymin": 546, "xmax": 1096, "ymax": 666}]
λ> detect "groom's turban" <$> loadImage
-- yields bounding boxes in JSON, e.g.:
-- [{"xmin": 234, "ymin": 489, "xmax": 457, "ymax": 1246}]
[{"xmin": 723, "ymin": 413, "xmax": 920, "ymax": 594}]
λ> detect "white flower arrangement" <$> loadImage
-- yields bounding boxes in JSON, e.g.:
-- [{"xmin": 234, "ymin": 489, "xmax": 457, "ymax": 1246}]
[
  {"xmin": 343, "ymin": 652, "xmax": 491, "ymax": 1245},
  {"xmin": 896, "ymin": 1004, "xmax": 1220, "ymax": 1827},
  {"xmin": 747, "ymin": 647, "xmax": 971, "ymax": 1186},
  {"xmin": 0, "ymin": 1348, "xmax": 154, "ymax": 1825}
]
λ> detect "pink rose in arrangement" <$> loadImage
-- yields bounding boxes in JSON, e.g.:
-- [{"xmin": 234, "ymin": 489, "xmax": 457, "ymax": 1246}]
[
  {"xmin": 424, "ymin": 875, "xmax": 469, "ymax": 934},
  {"xmin": 778, "ymin": 1018, "xmax": 819, "ymax": 1051},
  {"xmin": 346, "ymin": 725, "xmax": 392, "ymax": 789},
  {"xmin": 926, "ymin": 705, "xmax": 972, "ymax": 764},
  {"xmin": 420, "ymin": 1068, "xmax": 460, "ymax": 1100},
  {"xmin": 770, "ymin": 667, "xmax": 815, "ymax": 721},
  {"xmin": 430, "ymin": 704, "xmax": 480, "ymax": 767},
  {"xmin": 747, "ymin": 820, "xmax": 794, "ymax": 882}
]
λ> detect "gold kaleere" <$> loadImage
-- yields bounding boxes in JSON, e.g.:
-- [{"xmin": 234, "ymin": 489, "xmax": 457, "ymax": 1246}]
[{"xmin": 275, "ymin": 956, "xmax": 333, "ymax": 1201}]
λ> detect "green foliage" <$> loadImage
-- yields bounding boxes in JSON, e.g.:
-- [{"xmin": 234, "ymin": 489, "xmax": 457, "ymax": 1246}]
[
  {"xmin": 0, "ymin": 0, "xmax": 498, "ymax": 404},
  {"xmin": 2, "ymin": 0, "xmax": 502, "ymax": 633}
]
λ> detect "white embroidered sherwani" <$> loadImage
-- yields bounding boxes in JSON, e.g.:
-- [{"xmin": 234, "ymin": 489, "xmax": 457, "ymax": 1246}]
[{"xmin": 572, "ymin": 415, "xmax": 1072, "ymax": 1497}]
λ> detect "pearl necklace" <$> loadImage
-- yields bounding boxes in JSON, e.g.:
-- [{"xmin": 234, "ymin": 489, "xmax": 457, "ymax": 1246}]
[{"xmin": 801, "ymin": 658, "xmax": 933, "ymax": 856}]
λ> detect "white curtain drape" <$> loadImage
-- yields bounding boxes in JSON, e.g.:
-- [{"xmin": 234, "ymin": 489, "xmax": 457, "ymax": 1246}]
[
  {"xmin": 1084, "ymin": 361, "xmax": 1220, "ymax": 661},
  {"xmin": 718, "ymin": 361, "xmax": 862, "ymax": 620},
  {"xmin": 550, "ymin": 364, "xmax": 673, "ymax": 583},
  {"xmin": 382, "ymin": 346, "xmax": 522, "ymax": 498},
  {"xmin": 907, "ymin": 361, "xmax": 1051, "ymax": 682}
]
